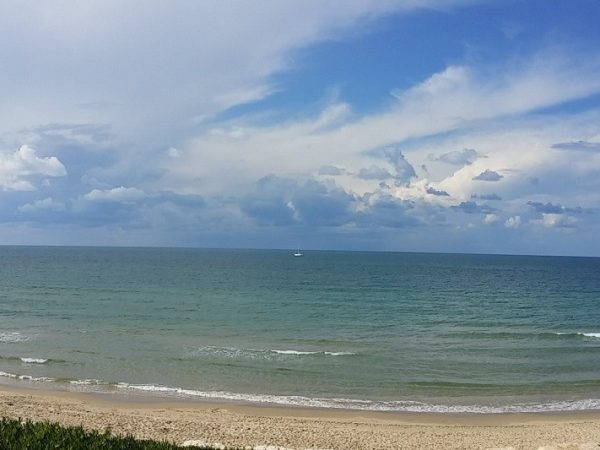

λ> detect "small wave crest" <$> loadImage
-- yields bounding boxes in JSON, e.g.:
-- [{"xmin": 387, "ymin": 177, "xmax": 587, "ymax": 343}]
[
  {"xmin": 20, "ymin": 357, "xmax": 48, "ymax": 364},
  {"xmin": 554, "ymin": 332, "xmax": 600, "ymax": 339},
  {"xmin": 0, "ymin": 370, "xmax": 54, "ymax": 382},
  {"xmin": 69, "ymin": 379, "xmax": 107, "ymax": 386},
  {"xmin": 0, "ymin": 332, "xmax": 30, "ymax": 343},
  {"xmin": 271, "ymin": 349, "xmax": 354, "ymax": 356},
  {"xmin": 454, "ymin": 330, "xmax": 600, "ymax": 340},
  {"xmin": 191, "ymin": 346, "xmax": 355, "ymax": 359}
]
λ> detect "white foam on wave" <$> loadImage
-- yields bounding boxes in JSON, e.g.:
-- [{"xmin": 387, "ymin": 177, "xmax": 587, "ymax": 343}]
[
  {"xmin": 0, "ymin": 370, "xmax": 53, "ymax": 382},
  {"xmin": 0, "ymin": 370, "xmax": 17, "ymax": 379},
  {"xmin": 272, "ymin": 350, "xmax": 317, "ymax": 355},
  {"xmin": 114, "ymin": 382, "xmax": 600, "ymax": 413},
  {"xmin": 18, "ymin": 374, "xmax": 55, "ymax": 382},
  {"xmin": 1, "ymin": 367, "xmax": 600, "ymax": 414},
  {"xmin": 272, "ymin": 349, "xmax": 355, "ymax": 356},
  {"xmin": 69, "ymin": 379, "xmax": 106, "ymax": 386},
  {"xmin": 194, "ymin": 346, "xmax": 355, "ymax": 359},
  {"xmin": 553, "ymin": 332, "xmax": 600, "ymax": 338},
  {"xmin": 0, "ymin": 332, "xmax": 30, "ymax": 343},
  {"xmin": 20, "ymin": 357, "xmax": 48, "ymax": 364}
]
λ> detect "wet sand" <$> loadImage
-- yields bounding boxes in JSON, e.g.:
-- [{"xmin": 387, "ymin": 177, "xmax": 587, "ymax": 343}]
[{"xmin": 1, "ymin": 385, "xmax": 600, "ymax": 449}]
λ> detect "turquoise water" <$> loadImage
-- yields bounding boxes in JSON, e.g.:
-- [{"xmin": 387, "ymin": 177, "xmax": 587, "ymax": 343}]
[{"xmin": 1, "ymin": 246, "xmax": 600, "ymax": 412}]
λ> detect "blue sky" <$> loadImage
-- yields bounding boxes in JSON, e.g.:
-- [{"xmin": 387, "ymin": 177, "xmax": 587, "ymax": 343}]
[{"xmin": 1, "ymin": 0, "xmax": 600, "ymax": 255}]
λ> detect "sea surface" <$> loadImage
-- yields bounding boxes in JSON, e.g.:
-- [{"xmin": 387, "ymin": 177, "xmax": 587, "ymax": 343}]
[{"xmin": 1, "ymin": 246, "xmax": 600, "ymax": 413}]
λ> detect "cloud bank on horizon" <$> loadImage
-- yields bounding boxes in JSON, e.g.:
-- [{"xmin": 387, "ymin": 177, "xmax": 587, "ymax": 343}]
[{"xmin": 1, "ymin": 0, "xmax": 600, "ymax": 255}]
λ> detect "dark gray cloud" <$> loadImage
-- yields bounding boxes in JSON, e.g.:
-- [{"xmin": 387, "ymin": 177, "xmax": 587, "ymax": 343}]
[
  {"xmin": 431, "ymin": 148, "xmax": 479, "ymax": 165},
  {"xmin": 240, "ymin": 175, "xmax": 297, "ymax": 226},
  {"xmin": 527, "ymin": 201, "xmax": 584, "ymax": 214},
  {"xmin": 382, "ymin": 147, "xmax": 417, "ymax": 183},
  {"xmin": 471, "ymin": 193, "xmax": 501, "ymax": 201},
  {"xmin": 241, "ymin": 176, "xmax": 355, "ymax": 227},
  {"xmin": 13, "ymin": 189, "xmax": 206, "ymax": 229},
  {"xmin": 240, "ymin": 175, "xmax": 430, "ymax": 229},
  {"xmin": 426, "ymin": 186, "xmax": 450, "ymax": 196},
  {"xmin": 451, "ymin": 201, "xmax": 495, "ymax": 214},
  {"xmin": 318, "ymin": 165, "xmax": 345, "ymax": 176},
  {"xmin": 357, "ymin": 165, "xmax": 393, "ymax": 180},
  {"xmin": 291, "ymin": 180, "xmax": 355, "ymax": 226},
  {"xmin": 357, "ymin": 194, "xmax": 420, "ymax": 228},
  {"xmin": 552, "ymin": 141, "xmax": 600, "ymax": 152},
  {"xmin": 473, "ymin": 169, "xmax": 503, "ymax": 182}
]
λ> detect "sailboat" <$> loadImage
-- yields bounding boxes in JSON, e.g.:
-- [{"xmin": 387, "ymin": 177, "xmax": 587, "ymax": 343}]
[{"xmin": 293, "ymin": 248, "xmax": 303, "ymax": 257}]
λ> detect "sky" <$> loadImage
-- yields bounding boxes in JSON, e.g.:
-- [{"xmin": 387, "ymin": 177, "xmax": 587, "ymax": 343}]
[{"xmin": 1, "ymin": 0, "xmax": 600, "ymax": 256}]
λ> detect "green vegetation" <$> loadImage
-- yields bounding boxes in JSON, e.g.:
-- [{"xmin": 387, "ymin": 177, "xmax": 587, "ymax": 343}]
[{"xmin": 0, "ymin": 417, "xmax": 216, "ymax": 450}]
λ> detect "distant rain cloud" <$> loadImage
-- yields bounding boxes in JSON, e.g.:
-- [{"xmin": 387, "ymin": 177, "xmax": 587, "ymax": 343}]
[
  {"xmin": 451, "ymin": 201, "xmax": 494, "ymax": 214},
  {"xmin": 431, "ymin": 148, "xmax": 479, "ymax": 165},
  {"xmin": 472, "ymin": 170, "xmax": 503, "ymax": 182},
  {"xmin": 471, "ymin": 193, "xmax": 501, "ymax": 201},
  {"xmin": 426, "ymin": 186, "xmax": 450, "ymax": 196},
  {"xmin": 552, "ymin": 141, "xmax": 600, "ymax": 152},
  {"xmin": 357, "ymin": 165, "xmax": 393, "ymax": 180}
]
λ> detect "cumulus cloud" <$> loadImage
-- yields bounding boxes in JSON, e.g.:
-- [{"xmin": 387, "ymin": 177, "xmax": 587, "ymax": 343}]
[
  {"xmin": 83, "ymin": 186, "xmax": 147, "ymax": 202},
  {"xmin": 483, "ymin": 213, "xmax": 499, "ymax": 224},
  {"xmin": 167, "ymin": 147, "xmax": 182, "ymax": 158},
  {"xmin": 505, "ymin": 215, "xmax": 521, "ymax": 228},
  {"xmin": 472, "ymin": 169, "xmax": 503, "ymax": 182},
  {"xmin": 539, "ymin": 213, "xmax": 578, "ymax": 228},
  {"xmin": 71, "ymin": 188, "xmax": 205, "ymax": 228},
  {"xmin": 18, "ymin": 197, "xmax": 66, "ymax": 213},
  {"xmin": 0, "ymin": 145, "xmax": 66, "ymax": 191},
  {"xmin": 2, "ymin": 3, "xmax": 600, "ymax": 254},
  {"xmin": 166, "ymin": 48, "xmax": 600, "ymax": 203}
]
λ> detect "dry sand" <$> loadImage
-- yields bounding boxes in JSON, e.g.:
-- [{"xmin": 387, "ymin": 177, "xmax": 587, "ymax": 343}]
[{"xmin": 1, "ymin": 385, "xmax": 600, "ymax": 449}]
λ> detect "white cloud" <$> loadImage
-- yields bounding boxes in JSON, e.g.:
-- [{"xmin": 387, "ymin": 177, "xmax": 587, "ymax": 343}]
[
  {"xmin": 539, "ymin": 213, "xmax": 578, "ymax": 228},
  {"xmin": 0, "ymin": 1, "xmax": 470, "ymax": 137},
  {"xmin": 167, "ymin": 147, "xmax": 182, "ymax": 159},
  {"xmin": 83, "ymin": 186, "xmax": 146, "ymax": 202},
  {"xmin": 0, "ymin": 145, "xmax": 66, "ymax": 191},
  {"xmin": 483, "ymin": 213, "xmax": 499, "ymax": 224},
  {"xmin": 19, "ymin": 197, "xmax": 66, "ymax": 213},
  {"xmin": 505, "ymin": 216, "xmax": 521, "ymax": 229},
  {"xmin": 160, "ymin": 50, "xmax": 600, "ymax": 200}
]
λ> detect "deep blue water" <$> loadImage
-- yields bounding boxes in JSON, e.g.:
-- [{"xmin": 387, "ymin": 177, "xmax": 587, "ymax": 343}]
[{"xmin": 1, "ymin": 246, "xmax": 600, "ymax": 412}]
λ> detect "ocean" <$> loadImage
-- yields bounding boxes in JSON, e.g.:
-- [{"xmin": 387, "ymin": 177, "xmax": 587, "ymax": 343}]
[{"xmin": 1, "ymin": 246, "xmax": 600, "ymax": 413}]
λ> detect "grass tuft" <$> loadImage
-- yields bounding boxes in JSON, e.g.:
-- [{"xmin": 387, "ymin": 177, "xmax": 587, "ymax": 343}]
[{"xmin": 0, "ymin": 417, "xmax": 219, "ymax": 449}]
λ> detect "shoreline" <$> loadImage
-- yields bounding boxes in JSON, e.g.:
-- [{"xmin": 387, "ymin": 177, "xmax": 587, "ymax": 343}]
[{"xmin": 2, "ymin": 385, "xmax": 600, "ymax": 449}]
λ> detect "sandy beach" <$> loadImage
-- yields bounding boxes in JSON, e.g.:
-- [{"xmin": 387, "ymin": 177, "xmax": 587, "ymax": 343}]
[{"xmin": 0, "ymin": 386, "xmax": 599, "ymax": 449}]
